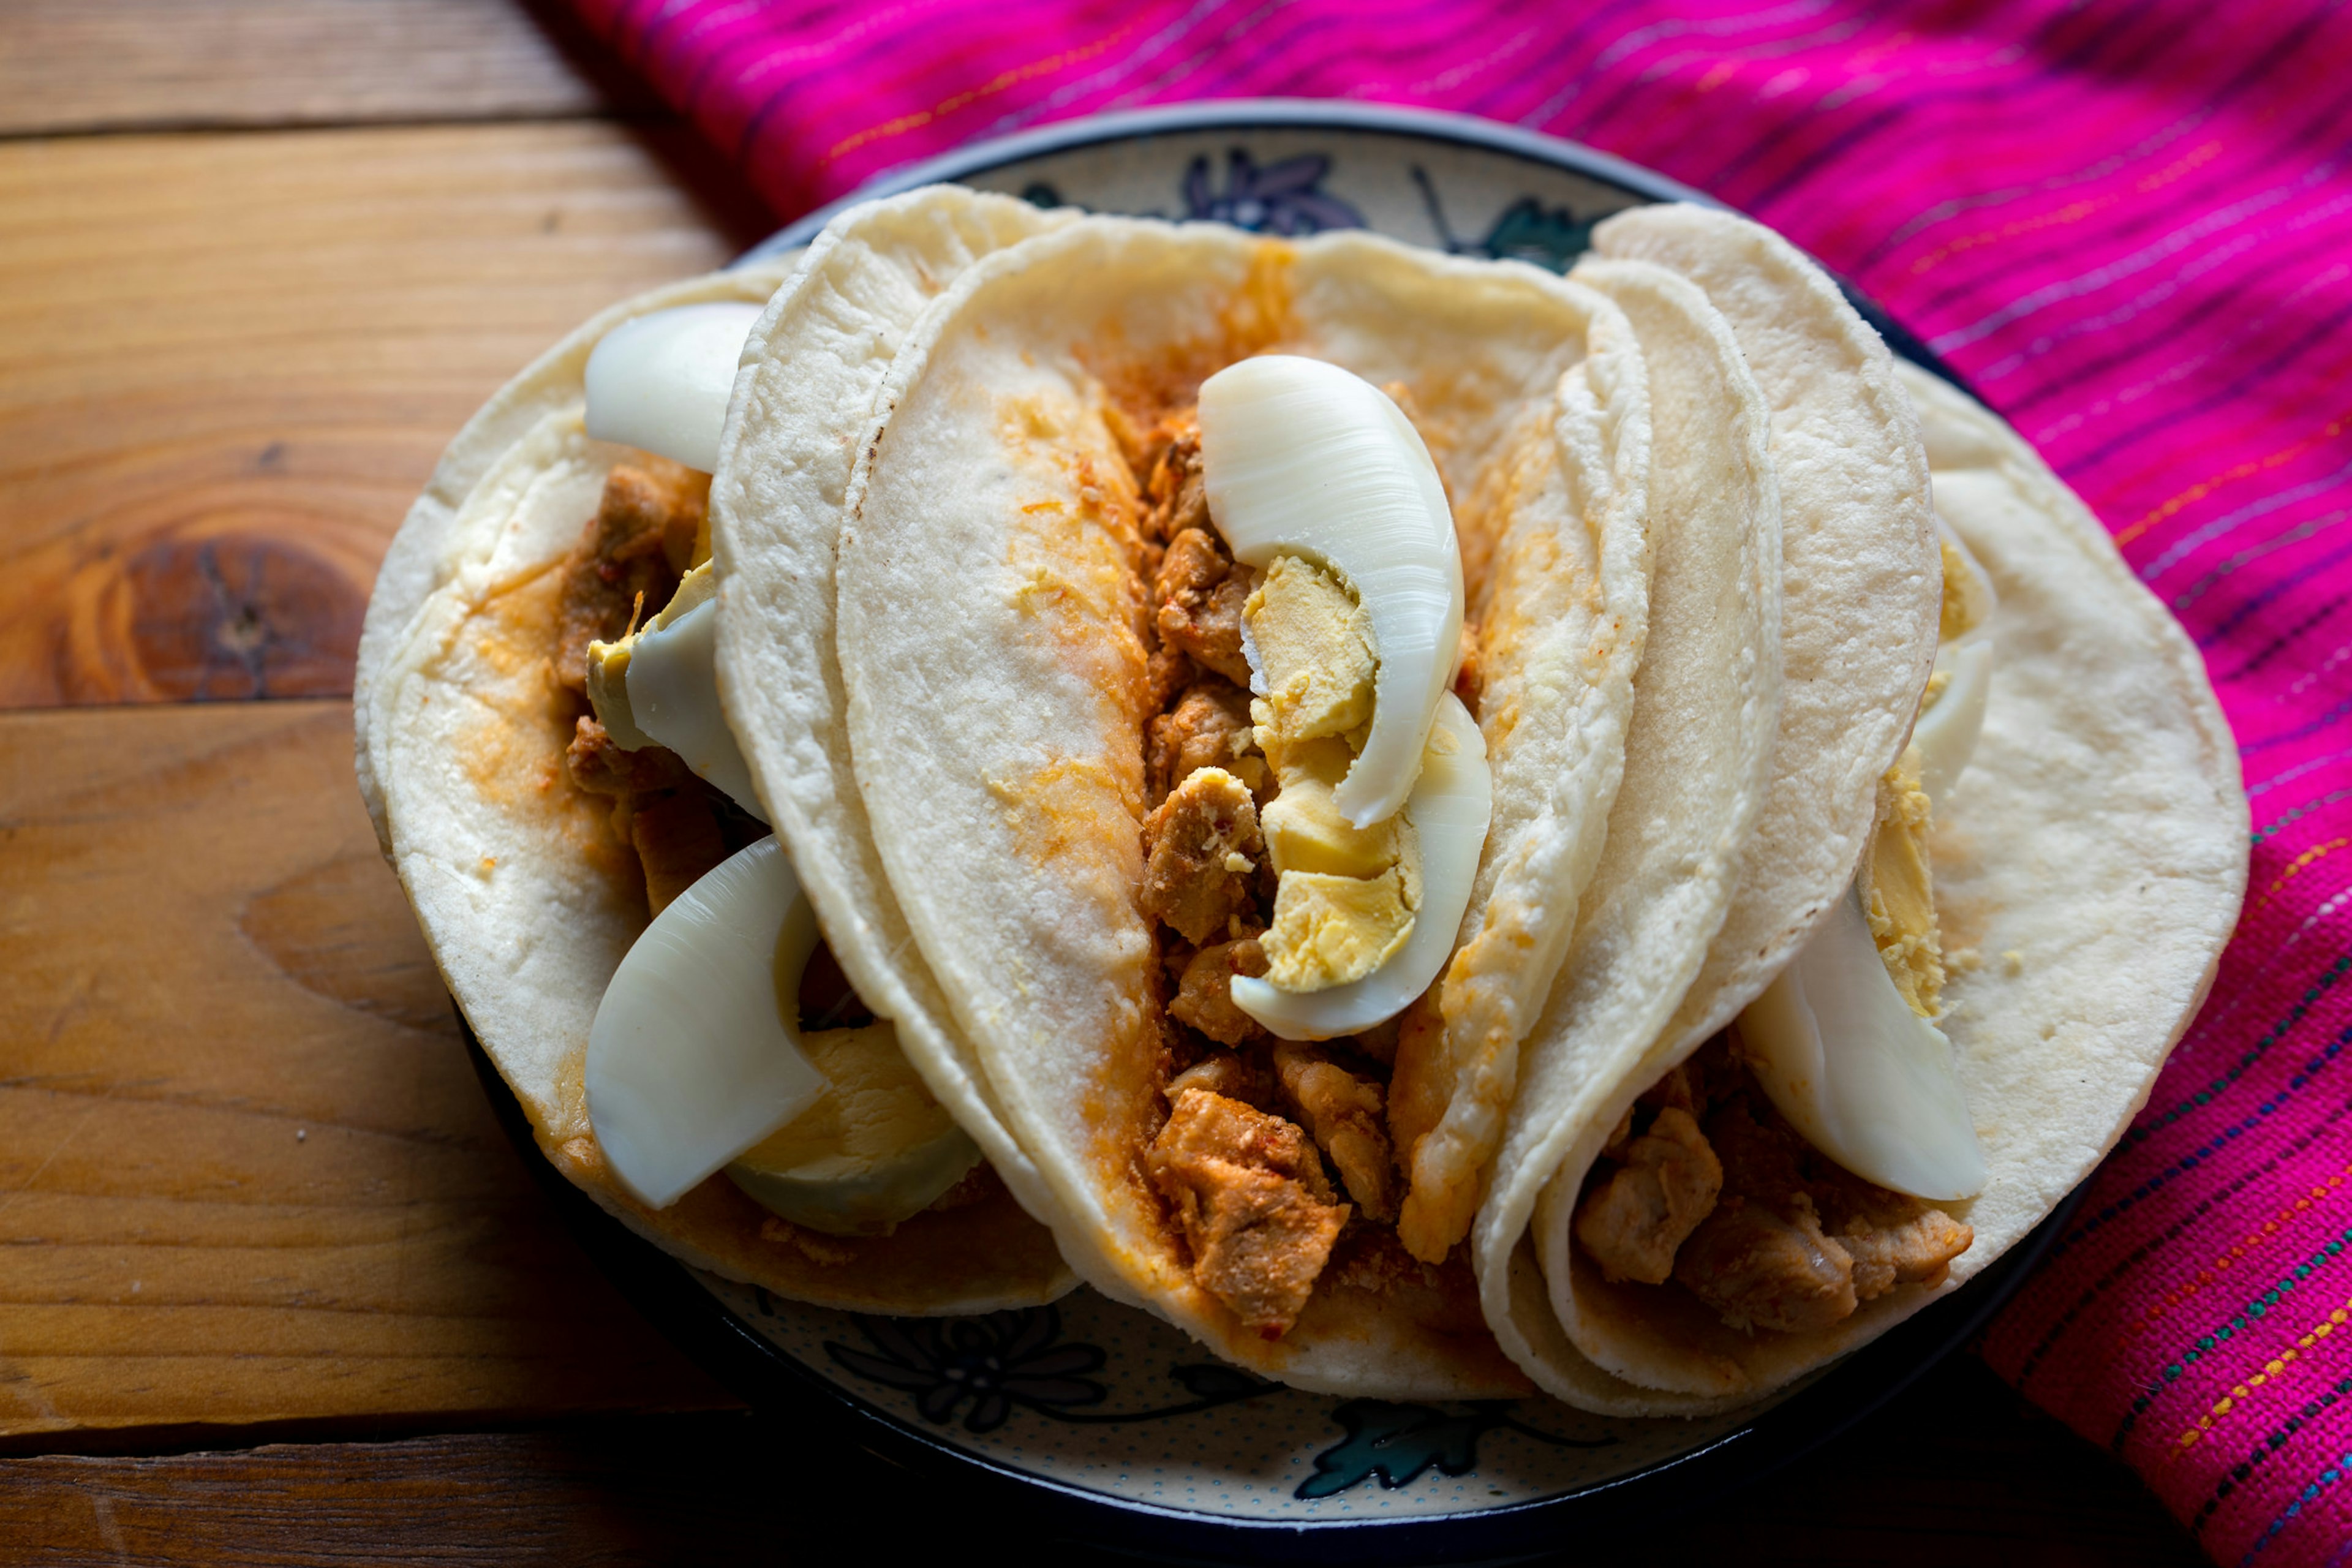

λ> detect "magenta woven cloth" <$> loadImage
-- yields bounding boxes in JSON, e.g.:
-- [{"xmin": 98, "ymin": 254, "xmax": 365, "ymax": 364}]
[{"xmin": 565, "ymin": 1, "xmax": 2352, "ymax": 1558}]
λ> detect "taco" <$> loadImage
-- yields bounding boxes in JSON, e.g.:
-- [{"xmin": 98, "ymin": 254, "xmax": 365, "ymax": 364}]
[
  {"xmin": 1477, "ymin": 205, "xmax": 2248, "ymax": 1414},
  {"xmin": 361, "ymin": 187, "xmax": 1077, "ymax": 1313},
  {"xmin": 736, "ymin": 210, "xmax": 1660, "ymax": 1396}
]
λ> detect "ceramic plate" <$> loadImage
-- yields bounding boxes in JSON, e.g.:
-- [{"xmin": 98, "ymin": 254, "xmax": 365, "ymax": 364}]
[{"xmin": 480, "ymin": 99, "xmax": 2067, "ymax": 1565}]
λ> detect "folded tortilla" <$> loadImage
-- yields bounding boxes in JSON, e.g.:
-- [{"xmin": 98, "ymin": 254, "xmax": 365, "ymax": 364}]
[
  {"xmin": 797, "ymin": 215, "xmax": 1655, "ymax": 1395},
  {"xmin": 1505, "ymin": 345, "xmax": 2247, "ymax": 1413},
  {"xmin": 363, "ymin": 213, "xmax": 1073, "ymax": 1314}
]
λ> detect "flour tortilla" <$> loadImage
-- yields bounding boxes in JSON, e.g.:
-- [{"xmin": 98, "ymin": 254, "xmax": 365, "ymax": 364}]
[
  {"xmin": 710, "ymin": 186, "xmax": 1080, "ymax": 1246},
  {"xmin": 830, "ymin": 216, "xmax": 1649, "ymax": 1395},
  {"xmin": 363, "ymin": 265, "xmax": 1071, "ymax": 1314},
  {"xmin": 355, "ymin": 260, "xmax": 800, "ymax": 853},
  {"xmin": 1466, "ymin": 259, "xmax": 1785, "ymax": 1403},
  {"xmin": 1394, "ymin": 254, "xmax": 1653, "ymax": 1264},
  {"xmin": 1517, "ymin": 363, "xmax": 2248, "ymax": 1414},
  {"xmin": 1594, "ymin": 204, "xmax": 1942, "ymax": 1050}
]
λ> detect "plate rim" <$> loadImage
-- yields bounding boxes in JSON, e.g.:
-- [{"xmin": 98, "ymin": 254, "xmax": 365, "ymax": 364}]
[
  {"xmin": 493, "ymin": 99, "xmax": 2037, "ymax": 1561},
  {"xmin": 466, "ymin": 1017, "xmax": 2076, "ymax": 1563}
]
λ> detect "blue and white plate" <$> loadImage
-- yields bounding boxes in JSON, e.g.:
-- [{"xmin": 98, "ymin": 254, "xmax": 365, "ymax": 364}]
[{"xmin": 484, "ymin": 100, "xmax": 2052, "ymax": 1565}]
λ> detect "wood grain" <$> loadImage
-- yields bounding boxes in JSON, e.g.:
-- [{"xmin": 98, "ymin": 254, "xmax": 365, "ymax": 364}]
[
  {"xmin": 0, "ymin": 0, "xmax": 652, "ymax": 136},
  {"xmin": 0, "ymin": 120, "xmax": 771, "ymax": 709},
  {"xmin": 0, "ymin": 1360, "xmax": 2200, "ymax": 1565},
  {"xmin": 0, "ymin": 699, "xmax": 734, "ymax": 1442}
]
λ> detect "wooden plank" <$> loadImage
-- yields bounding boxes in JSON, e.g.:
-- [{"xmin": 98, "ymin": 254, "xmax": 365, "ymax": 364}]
[
  {"xmin": 0, "ymin": 1362, "xmax": 2201, "ymax": 1564},
  {"xmin": 0, "ymin": 0, "xmax": 653, "ymax": 137},
  {"xmin": 0, "ymin": 121, "xmax": 772, "ymax": 709},
  {"xmin": 0, "ymin": 700, "xmax": 735, "ymax": 1441}
]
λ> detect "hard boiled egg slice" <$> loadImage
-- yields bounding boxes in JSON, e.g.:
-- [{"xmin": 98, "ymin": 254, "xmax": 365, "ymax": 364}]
[
  {"xmin": 587, "ymin": 563, "xmax": 767, "ymax": 822},
  {"xmin": 1199, "ymin": 355, "xmax": 1463, "ymax": 829},
  {"xmin": 1740, "ymin": 887, "xmax": 1988, "ymax": 1202},
  {"xmin": 587, "ymin": 835, "xmax": 827, "ymax": 1210},
  {"xmin": 726, "ymin": 1021, "xmax": 981, "ymax": 1236},
  {"xmin": 1232, "ymin": 694, "xmax": 1491, "ymax": 1040},
  {"xmin": 1912, "ymin": 519, "xmax": 1998, "ymax": 805},
  {"xmin": 1738, "ymin": 520, "xmax": 1999, "ymax": 1203},
  {"xmin": 583, "ymin": 302, "xmax": 763, "ymax": 475}
]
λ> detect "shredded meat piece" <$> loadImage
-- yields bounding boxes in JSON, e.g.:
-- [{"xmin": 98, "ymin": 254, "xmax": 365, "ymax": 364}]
[
  {"xmin": 924, "ymin": 1162, "xmax": 998, "ymax": 1214},
  {"xmin": 1142, "ymin": 419, "xmax": 1210, "ymax": 542},
  {"xmin": 1148, "ymin": 678, "xmax": 1263, "ymax": 805},
  {"xmin": 1273, "ymin": 1042, "xmax": 1397, "ymax": 1222},
  {"xmin": 1153, "ymin": 529, "xmax": 1254, "ymax": 686},
  {"xmin": 1667, "ymin": 1097, "xmax": 1858, "ymax": 1330},
  {"xmin": 1147, "ymin": 1088, "xmax": 1348, "ymax": 1336},
  {"xmin": 1146, "ymin": 646, "xmax": 1197, "ymax": 712},
  {"xmin": 1574, "ymin": 1038, "xmax": 1975, "ymax": 1332},
  {"xmin": 1140, "ymin": 768, "xmax": 1262, "ymax": 944},
  {"xmin": 1167, "ymin": 1050, "xmax": 1276, "ymax": 1110},
  {"xmin": 1673, "ymin": 1193, "xmax": 1858, "ymax": 1333},
  {"xmin": 1573, "ymin": 1106, "xmax": 1723, "ymax": 1286},
  {"xmin": 1806, "ymin": 1159, "xmax": 1974, "ymax": 1299},
  {"xmin": 1832, "ymin": 1207, "xmax": 1973, "ymax": 1300},
  {"xmin": 1170, "ymin": 939, "xmax": 1269, "ymax": 1046},
  {"xmin": 629, "ymin": 790, "xmax": 729, "ymax": 913},
  {"xmin": 554, "ymin": 461, "xmax": 708, "ymax": 690},
  {"xmin": 565, "ymin": 715, "xmax": 693, "ymax": 796}
]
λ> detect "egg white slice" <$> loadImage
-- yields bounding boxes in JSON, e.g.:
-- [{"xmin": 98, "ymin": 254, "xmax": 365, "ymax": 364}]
[
  {"xmin": 1232, "ymin": 694, "xmax": 1490, "ymax": 1040},
  {"xmin": 1199, "ymin": 355, "xmax": 1464, "ymax": 829},
  {"xmin": 1740, "ymin": 519, "xmax": 1997, "ymax": 1202},
  {"xmin": 623, "ymin": 589, "xmax": 769, "ymax": 823},
  {"xmin": 582, "ymin": 301, "xmax": 763, "ymax": 475},
  {"xmin": 1740, "ymin": 888, "xmax": 1988, "ymax": 1202},
  {"xmin": 1913, "ymin": 518, "xmax": 1998, "ymax": 806},
  {"xmin": 587, "ymin": 837, "xmax": 827, "ymax": 1209}
]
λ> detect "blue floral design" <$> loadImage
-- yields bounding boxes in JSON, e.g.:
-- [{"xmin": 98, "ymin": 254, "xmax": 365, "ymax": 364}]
[
  {"xmin": 1298, "ymin": 1399, "xmax": 1613, "ymax": 1500},
  {"xmin": 824, "ymin": 1305, "xmax": 1284, "ymax": 1433},
  {"xmin": 1179, "ymin": 151, "xmax": 1365, "ymax": 235},
  {"xmin": 1412, "ymin": 166, "xmax": 1600, "ymax": 273},
  {"xmin": 826, "ymin": 1305, "xmax": 1106, "ymax": 1433}
]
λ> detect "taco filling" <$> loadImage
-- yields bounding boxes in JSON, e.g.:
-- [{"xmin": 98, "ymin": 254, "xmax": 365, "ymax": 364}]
[
  {"xmin": 550, "ymin": 427, "xmax": 992, "ymax": 1245},
  {"xmin": 1079, "ymin": 353, "xmax": 1499, "ymax": 1338},
  {"xmin": 1570, "ymin": 533, "xmax": 1997, "ymax": 1335}
]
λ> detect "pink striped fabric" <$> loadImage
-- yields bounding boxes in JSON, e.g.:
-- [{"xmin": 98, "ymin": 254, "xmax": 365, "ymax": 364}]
[{"xmin": 567, "ymin": 2, "xmax": 2352, "ymax": 1559}]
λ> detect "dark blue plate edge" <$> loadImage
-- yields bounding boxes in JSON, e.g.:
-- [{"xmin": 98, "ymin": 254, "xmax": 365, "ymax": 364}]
[{"xmin": 476, "ymin": 100, "xmax": 2032, "ymax": 1564}]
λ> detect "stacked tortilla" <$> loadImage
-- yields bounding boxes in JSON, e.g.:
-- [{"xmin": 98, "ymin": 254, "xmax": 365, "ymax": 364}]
[{"xmin": 359, "ymin": 187, "xmax": 2247, "ymax": 1412}]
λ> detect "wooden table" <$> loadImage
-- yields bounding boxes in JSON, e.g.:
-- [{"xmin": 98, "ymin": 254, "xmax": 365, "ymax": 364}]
[{"xmin": 0, "ymin": 4, "xmax": 2209, "ymax": 1560}]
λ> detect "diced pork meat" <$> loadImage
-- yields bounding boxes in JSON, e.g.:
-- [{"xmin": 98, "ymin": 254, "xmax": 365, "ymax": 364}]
[
  {"xmin": 1146, "ymin": 646, "xmax": 1197, "ymax": 712},
  {"xmin": 1169, "ymin": 939, "xmax": 1269, "ymax": 1046},
  {"xmin": 1673, "ymin": 1193, "xmax": 1859, "ymax": 1335},
  {"xmin": 1167, "ymin": 1049, "xmax": 1276, "ymax": 1111},
  {"xmin": 1140, "ymin": 767, "xmax": 1262, "ymax": 944},
  {"xmin": 1148, "ymin": 1088, "xmax": 1348, "ymax": 1336},
  {"xmin": 628, "ymin": 789, "xmax": 728, "ymax": 914},
  {"xmin": 1141, "ymin": 418, "xmax": 1209, "ymax": 543},
  {"xmin": 1148, "ymin": 678, "xmax": 1261, "ymax": 805},
  {"xmin": 1833, "ymin": 1207, "xmax": 1973, "ymax": 1301},
  {"xmin": 1573, "ymin": 1106, "xmax": 1723, "ymax": 1286},
  {"xmin": 1153, "ymin": 528, "xmax": 1254, "ymax": 686},
  {"xmin": 1570, "ymin": 1043, "xmax": 1975, "ymax": 1334},
  {"xmin": 554, "ymin": 461, "xmax": 709, "ymax": 690},
  {"xmin": 565, "ymin": 715, "xmax": 693, "ymax": 796},
  {"xmin": 1273, "ymin": 1042, "xmax": 1397, "ymax": 1223}
]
